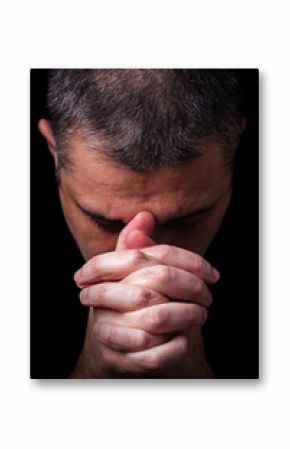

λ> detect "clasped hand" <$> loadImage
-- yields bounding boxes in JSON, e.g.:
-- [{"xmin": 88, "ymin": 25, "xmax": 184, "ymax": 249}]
[{"xmin": 74, "ymin": 211, "xmax": 219, "ymax": 376}]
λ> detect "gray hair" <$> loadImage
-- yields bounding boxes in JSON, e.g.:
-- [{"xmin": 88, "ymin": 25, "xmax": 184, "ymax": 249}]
[{"xmin": 47, "ymin": 69, "xmax": 242, "ymax": 171}]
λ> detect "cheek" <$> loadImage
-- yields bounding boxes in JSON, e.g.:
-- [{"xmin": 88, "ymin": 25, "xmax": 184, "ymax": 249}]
[
  {"xmin": 152, "ymin": 227, "xmax": 211, "ymax": 255},
  {"xmin": 69, "ymin": 216, "xmax": 118, "ymax": 260},
  {"xmin": 153, "ymin": 206, "xmax": 230, "ymax": 255},
  {"xmin": 59, "ymin": 191, "xmax": 118, "ymax": 260},
  {"xmin": 81, "ymin": 230, "xmax": 118, "ymax": 261},
  {"xmin": 67, "ymin": 214, "xmax": 118, "ymax": 260}
]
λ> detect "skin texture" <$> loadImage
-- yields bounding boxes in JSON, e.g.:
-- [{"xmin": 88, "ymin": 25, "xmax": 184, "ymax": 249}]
[{"xmin": 39, "ymin": 119, "xmax": 234, "ymax": 378}]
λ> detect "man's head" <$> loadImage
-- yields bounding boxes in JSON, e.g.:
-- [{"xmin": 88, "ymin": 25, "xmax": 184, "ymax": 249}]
[{"xmin": 39, "ymin": 69, "xmax": 244, "ymax": 260}]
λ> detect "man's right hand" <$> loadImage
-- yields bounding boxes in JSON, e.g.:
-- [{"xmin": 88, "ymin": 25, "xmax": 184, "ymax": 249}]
[{"xmin": 71, "ymin": 212, "xmax": 219, "ymax": 378}]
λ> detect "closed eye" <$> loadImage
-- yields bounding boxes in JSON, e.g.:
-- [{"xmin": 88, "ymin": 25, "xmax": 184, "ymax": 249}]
[
  {"xmin": 166, "ymin": 210, "xmax": 209, "ymax": 228},
  {"xmin": 90, "ymin": 217, "xmax": 125, "ymax": 233},
  {"xmin": 166, "ymin": 216, "xmax": 200, "ymax": 228}
]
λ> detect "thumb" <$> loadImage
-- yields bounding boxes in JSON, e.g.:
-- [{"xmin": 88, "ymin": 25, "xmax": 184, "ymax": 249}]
[{"xmin": 116, "ymin": 211, "xmax": 156, "ymax": 251}]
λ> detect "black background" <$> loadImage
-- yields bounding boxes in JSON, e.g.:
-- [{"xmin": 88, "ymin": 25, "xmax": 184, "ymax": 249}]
[{"xmin": 30, "ymin": 69, "xmax": 259, "ymax": 379}]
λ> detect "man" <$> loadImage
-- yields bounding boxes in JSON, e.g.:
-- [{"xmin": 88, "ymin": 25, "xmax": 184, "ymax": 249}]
[{"xmin": 31, "ymin": 69, "xmax": 258, "ymax": 378}]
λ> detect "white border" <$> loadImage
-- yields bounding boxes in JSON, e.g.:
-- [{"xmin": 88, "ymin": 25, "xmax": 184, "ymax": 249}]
[{"xmin": 1, "ymin": 1, "xmax": 290, "ymax": 448}]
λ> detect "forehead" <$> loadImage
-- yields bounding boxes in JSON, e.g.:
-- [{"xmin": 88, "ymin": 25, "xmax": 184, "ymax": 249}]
[{"xmin": 60, "ymin": 135, "xmax": 231, "ymax": 221}]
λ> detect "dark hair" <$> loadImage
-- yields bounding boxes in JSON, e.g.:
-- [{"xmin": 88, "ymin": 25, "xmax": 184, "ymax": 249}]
[{"xmin": 47, "ymin": 69, "xmax": 242, "ymax": 171}]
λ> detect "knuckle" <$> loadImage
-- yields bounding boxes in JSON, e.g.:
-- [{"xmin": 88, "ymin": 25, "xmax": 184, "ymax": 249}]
[
  {"xmin": 141, "ymin": 353, "xmax": 161, "ymax": 371},
  {"xmin": 189, "ymin": 305, "xmax": 207, "ymax": 324},
  {"xmin": 130, "ymin": 249, "xmax": 147, "ymax": 266},
  {"xmin": 138, "ymin": 330, "xmax": 151, "ymax": 349},
  {"xmin": 133, "ymin": 288, "xmax": 152, "ymax": 308},
  {"xmin": 105, "ymin": 326, "xmax": 117, "ymax": 345},
  {"xmin": 153, "ymin": 265, "xmax": 172, "ymax": 284},
  {"xmin": 96, "ymin": 283, "xmax": 108, "ymax": 298},
  {"xmin": 188, "ymin": 304, "xmax": 199, "ymax": 322},
  {"xmin": 94, "ymin": 322, "xmax": 117, "ymax": 345},
  {"xmin": 144, "ymin": 307, "xmax": 168, "ymax": 331},
  {"xmin": 138, "ymin": 265, "xmax": 155, "ymax": 279},
  {"xmin": 157, "ymin": 244, "xmax": 173, "ymax": 260},
  {"xmin": 187, "ymin": 304, "xmax": 203, "ymax": 324},
  {"xmin": 194, "ymin": 278, "xmax": 204, "ymax": 296},
  {"xmin": 149, "ymin": 292, "xmax": 168, "ymax": 306},
  {"xmin": 192, "ymin": 254, "xmax": 203, "ymax": 272}
]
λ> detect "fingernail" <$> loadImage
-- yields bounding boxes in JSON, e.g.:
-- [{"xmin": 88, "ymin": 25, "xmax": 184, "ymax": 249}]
[
  {"xmin": 74, "ymin": 268, "xmax": 83, "ymax": 283},
  {"xmin": 79, "ymin": 288, "xmax": 88, "ymax": 304},
  {"xmin": 212, "ymin": 267, "xmax": 220, "ymax": 282}
]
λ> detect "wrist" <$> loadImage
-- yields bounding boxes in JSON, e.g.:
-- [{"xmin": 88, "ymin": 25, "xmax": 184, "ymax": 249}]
[{"xmin": 69, "ymin": 308, "xmax": 108, "ymax": 378}]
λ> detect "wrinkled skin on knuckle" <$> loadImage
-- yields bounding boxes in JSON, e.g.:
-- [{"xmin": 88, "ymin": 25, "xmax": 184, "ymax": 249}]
[
  {"xmin": 140, "ymin": 352, "xmax": 161, "ymax": 371},
  {"xmin": 138, "ymin": 330, "xmax": 151, "ymax": 350},
  {"xmin": 138, "ymin": 265, "xmax": 170, "ymax": 285},
  {"xmin": 130, "ymin": 249, "xmax": 148, "ymax": 266},
  {"xmin": 105, "ymin": 325, "xmax": 118, "ymax": 346},
  {"xmin": 152, "ymin": 265, "xmax": 172, "ymax": 285},
  {"xmin": 95, "ymin": 283, "xmax": 108, "ymax": 300},
  {"xmin": 133, "ymin": 287, "xmax": 152, "ymax": 308},
  {"xmin": 189, "ymin": 305, "xmax": 207, "ymax": 325},
  {"xmin": 156, "ymin": 244, "xmax": 174, "ymax": 260},
  {"xmin": 186, "ymin": 304, "xmax": 198, "ymax": 324},
  {"xmin": 192, "ymin": 254, "xmax": 204, "ymax": 273},
  {"xmin": 149, "ymin": 292, "xmax": 168, "ymax": 307},
  {"xmin": 188, "ymin": 304, "xmax": 207, "ymax": 325},
  {"xmin": 144, "ymin": 306, "xmax": 169, "ymax": 332},
  {"xmin": 93, "ymin": 321, "xmax": 116, "ymax": 346},
  {"xmin": 194, "ymin": 278, "xmax": 204, "ymax": 297}
]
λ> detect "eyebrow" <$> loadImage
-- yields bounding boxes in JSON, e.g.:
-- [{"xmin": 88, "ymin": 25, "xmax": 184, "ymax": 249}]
[{"xmin": 75, "ymin": 200, "xmax": 215, "ymax": 226}]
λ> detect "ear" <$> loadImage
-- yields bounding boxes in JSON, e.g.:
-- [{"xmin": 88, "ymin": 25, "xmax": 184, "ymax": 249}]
[{"xmin": 38, "ymin": 119, "xmax": 58, "ymax": 166}]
